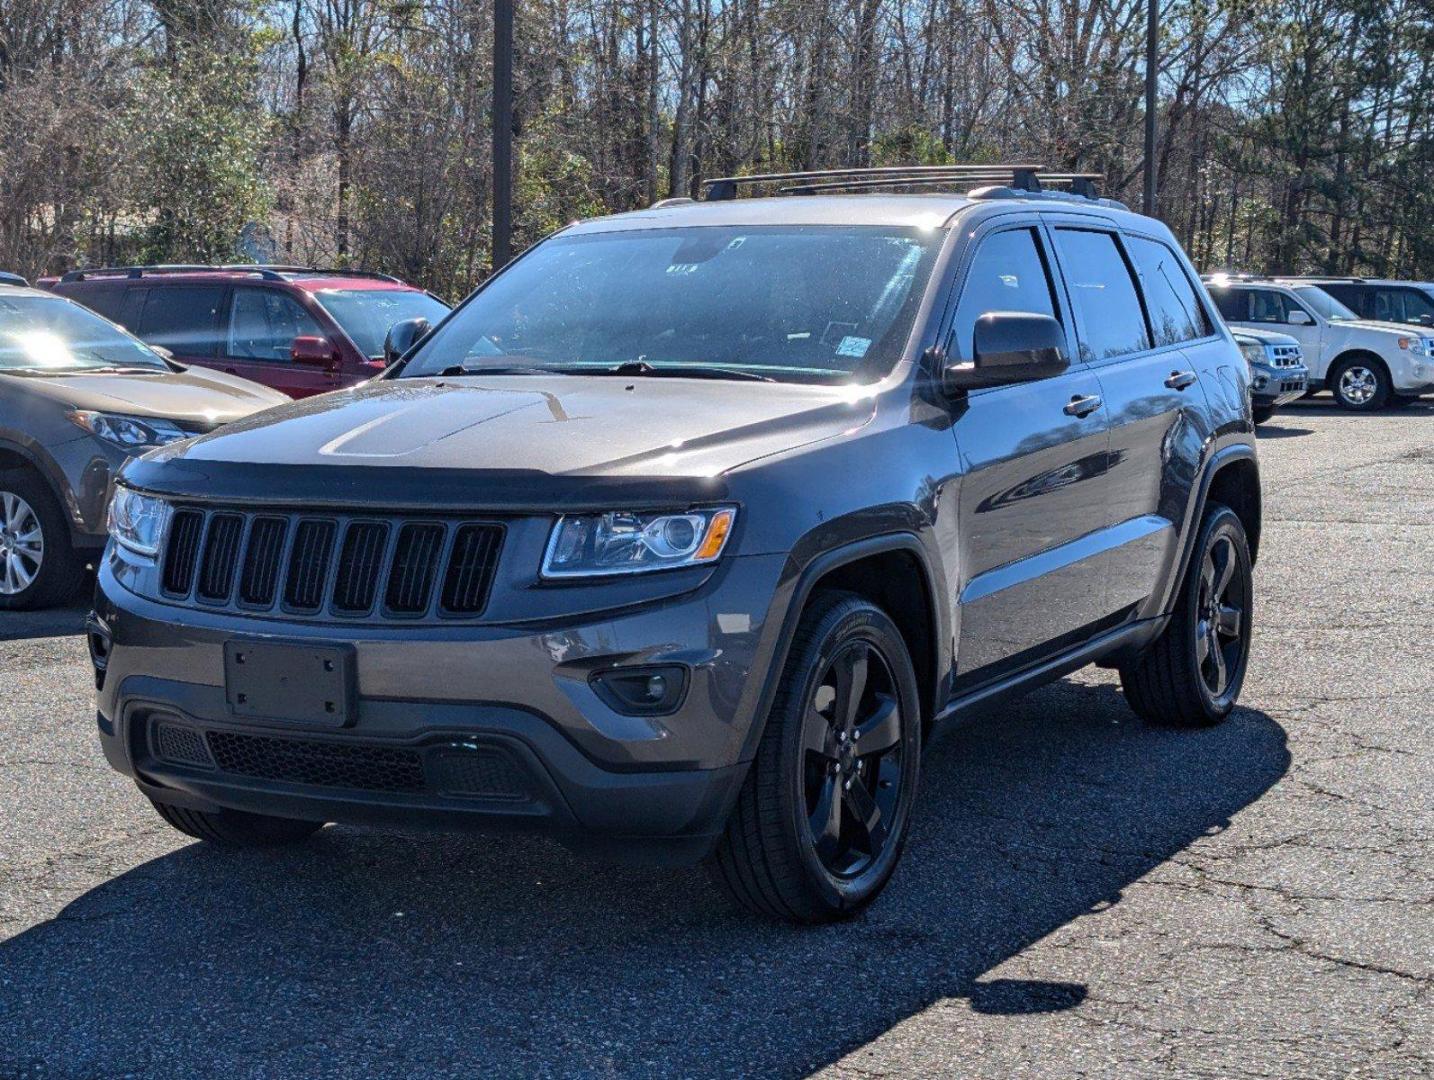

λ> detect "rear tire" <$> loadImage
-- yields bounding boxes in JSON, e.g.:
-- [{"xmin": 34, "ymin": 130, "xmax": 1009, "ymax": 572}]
[
  {"xmin": 708, "ymin": 592, "xmax": 922, "ymax": 923},
  {"xmin": 1328, "ymin": 355, "xmax": 1392, "ymax": 411},
  {"xmin": 0, "ymin": 468, "xmax": 87, "ymax": 610},
  {"xmin": 1120, "ymin": 504, "xmax": 1253, "ymax": 727},
  {"xmin": 149, "ymin": 798, "xmax": 324, "ymax": 846}
]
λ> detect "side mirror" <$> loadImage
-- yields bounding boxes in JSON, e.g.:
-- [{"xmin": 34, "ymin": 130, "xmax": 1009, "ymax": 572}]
[
  {"xmin": 1286, "ymin": 310, "xmax": 1313, "ymax": 326},
  {"xmin": 944, "ymin": 312, "xmax": 1069, "ymax": 392},
  {"xmin": 291, "ymin": 335, "xmax": 340, "ymax": 370},
  {"xmin": 384, "ymin": 317, "xmax": 431, "ymax": 364}
]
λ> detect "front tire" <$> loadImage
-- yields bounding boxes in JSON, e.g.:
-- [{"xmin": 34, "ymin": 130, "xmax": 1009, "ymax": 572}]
[
  {"xmin": 149, "ymin": 799, "xmax": 324, "ymax": 846},
  {"xmin": 1120, "ymin": 504, "xmax": 1253, "ymax": 727},
  {"xmin": 708, "ymin": 592, "xmax": 922, "ymax": 923},
  {"xmin": 0, "ymin": 469, "xmax": 87, "ymax": 610},
  {"xmin": 1251, "ymin": 405, "xmax": 1275, "ymax": 425},
  {"xmin": 1329, "ymin": 355, "xmax": 1392, "ymax": 411}
]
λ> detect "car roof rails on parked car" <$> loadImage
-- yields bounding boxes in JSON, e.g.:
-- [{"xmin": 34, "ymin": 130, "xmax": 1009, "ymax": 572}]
[
  {"xmin": 700, "ymin": 164, "xmax": 1127, "ymax": 209},
  {"xmin": 0, "ymin": 271, "xmax": 28, "ymax": 287},
  {"xmin": 59, "ymin": 264, "xmax": 404, "ymax": 285},
  {"xmin": 1202, "ymin": 272, "xmax": 1271, "ymax": 284}
]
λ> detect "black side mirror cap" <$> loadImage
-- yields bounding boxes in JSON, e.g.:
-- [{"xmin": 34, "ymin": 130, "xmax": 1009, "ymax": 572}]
[
  {"xmin": 943, "ymin": 312, "xmax": 1070, "ymax": 392},
  {"xmin": 384, "ymin": 317, "xmax": 431, "ymax": 365}
]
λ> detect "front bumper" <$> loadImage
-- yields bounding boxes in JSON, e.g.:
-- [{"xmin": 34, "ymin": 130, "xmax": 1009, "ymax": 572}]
[
  {"xmin": 92, "ymin": 550, "xmax": 791, "ymax": 863},
  {"xmin": 1249, "ymin": 361, "xmax": 1309, "ymax": 408}
]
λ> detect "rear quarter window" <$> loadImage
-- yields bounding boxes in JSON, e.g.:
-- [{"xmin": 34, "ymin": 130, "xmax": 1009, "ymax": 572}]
[{"xmin": 1126, "ymin": 236, "xmax": 1212, "ymax": 344}]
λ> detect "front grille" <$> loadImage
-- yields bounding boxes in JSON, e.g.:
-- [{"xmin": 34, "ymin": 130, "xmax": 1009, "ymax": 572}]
[
  {"xmin": 1270, "ymin": 344, "xmax": 1302, "ymax": 367},
  {"xmin": 162, "ymin": 510, "xmax": 204, "ymax": 596},
  {"xmin": 428, "ymin": 748, "xmax": 528, "ymax": 799},
  {"xmin": 157, "ymin": 508, "xmax": 504, "ymax": 622},
  {"xmin": 207, "ymin": 730, "xmax": 425, "ymax": 793}
]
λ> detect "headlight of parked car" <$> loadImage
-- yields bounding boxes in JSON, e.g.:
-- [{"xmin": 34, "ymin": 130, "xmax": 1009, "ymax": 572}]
[
  {"xmin": 1237, "ymin": 342, "xmax": 1266, "ymax": 368},
  {"xmin": 107, "ymin": 486, "xmax": 169, "ymax": 557},
  {"xmin": 542, "ymin": 507, "xmax": 736, "ymax": 578},
  {"xmin": 69, "ymin": 410, "xmax": 188, "ymax": 451}
]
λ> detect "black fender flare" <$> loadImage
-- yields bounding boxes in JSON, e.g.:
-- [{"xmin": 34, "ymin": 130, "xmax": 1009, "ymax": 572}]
[
  {"xmin": 1159, "ymin": 442, "xmax": 1259, "ymax": 617},
  {"xmin": 0, "ymin": 434, "xmax": 72, "ymax": 509},
  {"xmin": 736, "ymin": 530, "xmax": 948, "ymax": 764}
]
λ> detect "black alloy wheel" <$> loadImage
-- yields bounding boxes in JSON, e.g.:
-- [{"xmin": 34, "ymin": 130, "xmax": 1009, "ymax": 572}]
[{"xmin": 709, "ymin": 592, "xmax": 922, "ymax": 922}]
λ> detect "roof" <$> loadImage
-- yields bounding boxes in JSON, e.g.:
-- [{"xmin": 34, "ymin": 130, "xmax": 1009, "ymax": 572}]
[{"xmin": 568, "ymin": 194, "xmax": 975, "ymax": 234}]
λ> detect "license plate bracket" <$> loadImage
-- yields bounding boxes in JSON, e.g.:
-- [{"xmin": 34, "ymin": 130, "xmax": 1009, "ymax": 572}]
[{"xmin": 224, "ymin": 641, "xmax": 355, "ymax": 727}]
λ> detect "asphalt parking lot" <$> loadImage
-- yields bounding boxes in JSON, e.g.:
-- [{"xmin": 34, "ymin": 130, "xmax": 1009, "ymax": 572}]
[{"xmin": 1, "ymin": 398, "xmax": 1430, "ymax": 1079}]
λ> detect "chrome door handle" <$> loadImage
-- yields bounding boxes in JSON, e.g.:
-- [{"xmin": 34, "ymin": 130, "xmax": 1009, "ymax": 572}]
[
  {"xmin": 1063, "ymin": 394, "xmax": 1103, "ymax": 418},
  {"xmin": 1165, "ymin": 370, "xmax": 1198, "ymax": 390}
]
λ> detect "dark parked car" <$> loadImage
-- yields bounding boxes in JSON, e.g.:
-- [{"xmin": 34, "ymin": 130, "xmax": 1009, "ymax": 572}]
[
  {"xmin": 1285, "ymin": 277, "xmax": 1434, "ymax": 328},
  {"xmin": 1231, "ymin": 327, "xmax": 1309, "ymax": 423},
  {"xmin": 49, "ymin": 265, "xmax": 449, "ymax": 398},
  {"xmin": 0, "ymin": 282, "xmax": 287, "ymax": 608},
  {"xmin": 90, "ymin": 166, "xmax": 1261, "ymax": 922}
]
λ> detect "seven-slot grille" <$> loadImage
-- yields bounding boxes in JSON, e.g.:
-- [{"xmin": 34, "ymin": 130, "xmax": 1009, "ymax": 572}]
[
  {"xmin": 1269, "ymin": 344, "xmax": 1303, "ymax": 367},
  {"xmin": 160, "ymin": 508, "xmax": 503, "ymax": 620}
]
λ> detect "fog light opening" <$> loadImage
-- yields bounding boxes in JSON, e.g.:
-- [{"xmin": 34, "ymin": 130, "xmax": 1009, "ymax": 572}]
[{"xmin": 590, "ymin": 664, "xmax": 689, "ymax": 716}]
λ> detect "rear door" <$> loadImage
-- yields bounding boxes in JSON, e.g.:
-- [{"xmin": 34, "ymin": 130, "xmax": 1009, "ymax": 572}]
[
  {"xmin": 218, "ymin": 285, "xmax": 341, "ymax": 398},
  {"xmin": 1054, "ymin": 227, "xmax": 1214, "ymax": 617},
  {"xmin": 943, "ymin": 221, "xmax": 1114, "ymax": 685},
  {"xmin": 135, "ymin": 284, "xmax": 227, "ymax": 369}
]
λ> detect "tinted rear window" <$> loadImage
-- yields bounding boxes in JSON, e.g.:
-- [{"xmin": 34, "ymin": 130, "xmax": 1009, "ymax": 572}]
[
  {"xmin": 1127, "ymin": 236, "xmax": 1211, "ymax": 344},
  {"xmin": 138, "ymin": 286, "xmax": 226, "ymax": 357},
  {"xmin": 1053, "ymin": 229, "xmax": 1151, "ymax": 361}
]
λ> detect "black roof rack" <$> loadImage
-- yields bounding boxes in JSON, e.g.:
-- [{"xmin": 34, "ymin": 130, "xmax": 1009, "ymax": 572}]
[
  {"xmin": 0, "ymin": 271, "xmax": 28, "ymax": 287},
  {"xmin": 58, "ymin": 264, "xmax": 403, "ymax": 285},
  {"xmin": 702, "ymin": 164, "xmax": 1111, "ymax": 203}
]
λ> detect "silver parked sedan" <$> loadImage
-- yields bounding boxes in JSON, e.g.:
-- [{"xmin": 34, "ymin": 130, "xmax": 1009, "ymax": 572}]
[{"xmin": 0, "ymin": 282, "xmax": 288, "ymax": 608}]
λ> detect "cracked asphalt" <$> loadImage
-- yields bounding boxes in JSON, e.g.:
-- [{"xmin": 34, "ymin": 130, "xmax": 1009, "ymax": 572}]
[{"xmin": 1, "ymin": 398, "xmax": 1430, "ymax": 1079}]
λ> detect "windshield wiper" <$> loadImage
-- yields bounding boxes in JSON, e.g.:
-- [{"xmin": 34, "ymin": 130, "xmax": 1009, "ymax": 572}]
[
  {"xmin": 433, "ymin": 363, "xmax": 567, "ymax": 377},
  {"xmin": 594, "ymin": 361, "xmax": 776, "ymax": 383}
]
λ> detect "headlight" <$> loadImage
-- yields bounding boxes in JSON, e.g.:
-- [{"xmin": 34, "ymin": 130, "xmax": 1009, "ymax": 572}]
[
  {"xmin": 542, "ymin": 507, "xmax": 736, "ymax": 578},
  {"xmin": 69, "ymin": 411, "xmax": 188, "ymax": 451},
  {"xmin": 106, "ymin": 487, "xmax": 169, "ymax": 556},
  {"xmin": 1238, "ymin": 342, "xmax": 1265, "ymax": 367},
  {"xmin": 1396, "ymin": 336, "xmax": 1428, "ymax": 355}
]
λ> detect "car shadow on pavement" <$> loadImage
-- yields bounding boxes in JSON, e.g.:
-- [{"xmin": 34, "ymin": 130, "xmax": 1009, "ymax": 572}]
[
  {"xmin": 0, "ymin": 679, "xmax": 1289, "ymax": 1078},
  {"xmin": 0, "ymin": 598, "xmax": 90, "ymax": 642}
]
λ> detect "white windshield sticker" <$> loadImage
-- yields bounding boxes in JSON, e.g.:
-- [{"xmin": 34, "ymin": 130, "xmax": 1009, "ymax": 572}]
[{"xmin": 835, "ymin": 335, "xmax": 871, "ymax": 358}]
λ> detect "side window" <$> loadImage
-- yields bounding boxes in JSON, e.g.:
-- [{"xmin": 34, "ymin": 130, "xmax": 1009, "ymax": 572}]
[
  {"xmin": 72, "ymin": 285, "xmax": 128, "ymax": 324},
  {"xmin": 226, "ymin": 288, "xmax": 325, "ymax": 362},
  {"xmin": 1210, "ymin": 289, "xmax": 1247, "ymax": 322},
  {"xmin": 1320, "ymin": 284, "xmax": 1366, "ymax": 316},
  {"xmin": 1247, "ymin": 289, "xmax": 1307, "ymax": 325},
  {"xmin": 138, "ymin": 286, "xmax": 226, "ymax": 357},
  {"xmin": 1052, "ymin": 228, "xmax": 1151, "ymax": 361},
  {"xmin": 1398, "ymin": 288, "xmax": 1434, "ymax": 324},
  {"xmin": 1127, "ymin": 236, "xmax": 1211, "ymax": 345},
  {"xmin": 949, "ymin": 227, "xmax": 1059, "ymax": 360}
]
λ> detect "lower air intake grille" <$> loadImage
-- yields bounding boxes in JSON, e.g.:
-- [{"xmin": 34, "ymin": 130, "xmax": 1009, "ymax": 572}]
[
  {"xmin": 154, "ymin": 722, "xmax": 214, "ymax": 767},
  {"xmin": 427, "ymin": 748, "xmax": 529, "ymax": 800},
  {"xmin": 206, "ymin": 731, "xmax": 425, "ymax": 793}
]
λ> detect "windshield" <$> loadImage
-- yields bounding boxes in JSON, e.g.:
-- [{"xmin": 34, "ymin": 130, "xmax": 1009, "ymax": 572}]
[
  {"xmin": 314, "ymin": 289, "xmax": 451, "ymax": 359},
  {"xmin": 0, "ymin": 295, "xmax": 168, "ymax": 373},
  {"xmin": 399, "ymin": 225, "xmax": 941, "ymax": 383},
  {"xmin": 1293, "ymin": 286, "xmax": 1358, "ymax": 321}
]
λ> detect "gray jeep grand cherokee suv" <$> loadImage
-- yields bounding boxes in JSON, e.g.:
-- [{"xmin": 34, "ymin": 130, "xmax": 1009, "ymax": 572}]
[{"xmin": 90, "ymin": 166, "xmax": 1260, "ymax": 922}]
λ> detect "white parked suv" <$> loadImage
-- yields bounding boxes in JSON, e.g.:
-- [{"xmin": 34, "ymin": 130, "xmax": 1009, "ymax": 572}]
[{"xmin": 1204, "ymin": 275, "xmax": 1434, "ymax": 411}]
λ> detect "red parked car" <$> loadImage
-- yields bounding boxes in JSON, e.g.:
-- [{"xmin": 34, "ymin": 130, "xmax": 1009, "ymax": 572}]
[{"xmin": 48, "ymin": 265, "xmax": 450, "ymax": 398}]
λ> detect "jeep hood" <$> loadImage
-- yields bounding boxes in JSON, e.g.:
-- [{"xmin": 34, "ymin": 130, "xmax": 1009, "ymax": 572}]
[{"xmin": 121, "ymin": 375, "xmax": 879, "ymax": 510}]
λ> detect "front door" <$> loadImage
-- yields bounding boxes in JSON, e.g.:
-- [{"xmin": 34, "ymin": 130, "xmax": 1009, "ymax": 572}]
[
  {"xmin": 944, "ymin": 223, "xmax": 1114, "ymax": 685},
  {"xmin": 218, "ymin": 286, "xmax": 344, "ymax": 398}
]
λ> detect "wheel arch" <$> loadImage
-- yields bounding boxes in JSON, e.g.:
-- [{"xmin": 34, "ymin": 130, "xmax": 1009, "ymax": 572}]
[
  {"xmin": 740, "ymin": 533, "xmax": 947, "ymax": 762},
  {"xmin": 1329, "ymin": 348, "xmax": 1391, "ymax": 384},
  {"xmin": 1160, "ymin": 445, "xmax": 1261, "ymax": 619}
]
